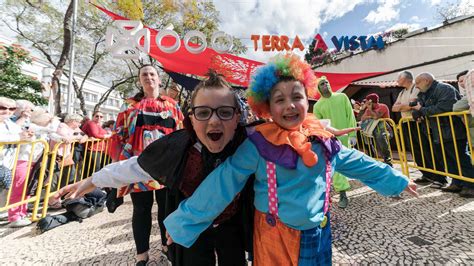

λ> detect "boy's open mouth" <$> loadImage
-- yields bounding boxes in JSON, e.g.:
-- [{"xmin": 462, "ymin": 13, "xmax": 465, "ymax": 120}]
[{"xmin": 207, "ymin": 132, "xmax": 223, "ymax": 141}]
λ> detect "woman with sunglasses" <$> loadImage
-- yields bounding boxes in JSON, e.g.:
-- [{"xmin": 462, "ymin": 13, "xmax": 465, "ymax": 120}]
[
  {"xmin": 0, "ymin": 97, "xmax": 33, "ymax": 153},
  {"xmin": 81, "ymin": 111, "xmax": 111, "ymax": 178},
  {"xmin": 0, "ymin": 97, "xmax": 34, "ymax": 227},
  {"xmin": 55, "ymin": 71, "xmax": 254, "ymax": 265}
]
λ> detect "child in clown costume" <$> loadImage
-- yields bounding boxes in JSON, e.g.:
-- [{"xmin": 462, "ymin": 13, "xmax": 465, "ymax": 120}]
[
  {"xmin": 164, "ymin": 54, "xmax": 417, "ymax": 265},
  {"xmin": 313, "ymin": 77, "xmax": 357, "ymax": 209}
]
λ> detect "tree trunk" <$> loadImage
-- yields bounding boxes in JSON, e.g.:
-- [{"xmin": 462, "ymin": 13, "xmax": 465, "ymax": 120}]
[
  {"xmin": 76, "ymin": 39, "xmax": 106, "ymax": 116},
  {"xmin": 51, "ymin": 72, "xmax": 62, "ymax": 115},
  {"xmin": 52, "ymin": 0, "xmax": 74, "ymax": 114},
  {"xmin": 72, "ymin": 78, "xmax": 87, "ymax": 115}
]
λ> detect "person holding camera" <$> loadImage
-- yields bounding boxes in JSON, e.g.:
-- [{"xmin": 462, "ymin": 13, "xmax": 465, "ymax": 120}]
[
  {"xmin": 393, "ymin": 71, "xmax": 445, "ymax": 186},
  {"xmin": 361, "ymin": 93, "xmax": 393, "ymax": 167}
]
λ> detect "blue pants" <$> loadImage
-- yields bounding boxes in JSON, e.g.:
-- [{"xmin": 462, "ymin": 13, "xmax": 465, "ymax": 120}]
[{"xmin": 298, "ymin": 213, "xmax": 332, "ymax": 266}]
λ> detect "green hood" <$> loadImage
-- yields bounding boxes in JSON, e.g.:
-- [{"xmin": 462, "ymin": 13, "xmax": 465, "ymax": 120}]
[{"xmin": 317, "ymin": 76, "xmax": 332, "ymax": 98}]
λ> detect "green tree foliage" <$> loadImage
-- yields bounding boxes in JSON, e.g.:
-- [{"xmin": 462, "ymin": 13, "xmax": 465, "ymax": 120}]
[
  {"xmin": 304, "ymin": 39, "xmax": 323, "ymax": 63},
  {"xmin": 116, "ymin": 0, "xmax": 144, "ymax": 20},
  {"xmin": 304, "ymin": 39, "xmax": 333, "ymax": 66},
  {"xmin": 116, "ymin": 0, "xmax": 247, "ymax": 55},
  {"xmin": 0, "ymin": 43, "xmax": 47, "ymax": 105},
  {"xmin": 108, "ymin": 0, "xmax": 247, "ymax": 98},
  {"xmin": 391, "ymin": 28, "xmax": 409, "ymax": 39},
  {"xmin": 1, "ymin": 0, "xmax": 128, "ymax": 115}
]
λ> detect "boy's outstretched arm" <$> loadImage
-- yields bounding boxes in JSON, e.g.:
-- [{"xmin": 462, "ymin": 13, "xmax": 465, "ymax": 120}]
[
  {"xmin": 52, "ymin": 156, "xmax": 154, "ymax": 203},
  {"xmin": 334, "ymin": 146, "xmax": 417, "ymax": 197}
]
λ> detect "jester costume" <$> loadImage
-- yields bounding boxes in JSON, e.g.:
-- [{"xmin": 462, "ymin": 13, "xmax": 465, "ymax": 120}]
[
  {"xmin": 163, "ymin": 54, "xmax": 410, "ymax": 265},
  {"xmin": 109, "ymin": 96, "xmax": 184, "ymax": 196},
  {"xmin": 313, "ymin": 77, "xmax": 357, "ymax": 193}
]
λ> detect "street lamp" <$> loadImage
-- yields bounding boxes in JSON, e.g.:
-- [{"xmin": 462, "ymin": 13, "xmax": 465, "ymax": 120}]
[{"xmin": 66, "ymin": 0, "xmax": 78, "ymax": 115}]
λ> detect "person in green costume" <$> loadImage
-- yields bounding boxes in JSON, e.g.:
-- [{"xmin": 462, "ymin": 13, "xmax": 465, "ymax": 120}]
[{"xmin": 313, "ymin": 76, "xmax": 357, "ymax": 209}]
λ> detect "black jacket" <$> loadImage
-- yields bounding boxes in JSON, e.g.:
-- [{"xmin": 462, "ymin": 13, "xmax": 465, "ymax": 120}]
[{"xmin": 413, "ymin": 80, "xmax": 466, "ymax": 143}]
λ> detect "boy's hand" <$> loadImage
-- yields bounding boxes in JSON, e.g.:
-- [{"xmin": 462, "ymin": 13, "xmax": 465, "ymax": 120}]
[
  {"xmin": 404, "ymin": 181, "xmax": 418, "ymax": 197},
  {"xmin": 53, "ymin": 178, "xmax": 96, "ymax": 201},
  {"xmin": 166, "ymin": 231, "xmax": 174, "ymax": 245}
]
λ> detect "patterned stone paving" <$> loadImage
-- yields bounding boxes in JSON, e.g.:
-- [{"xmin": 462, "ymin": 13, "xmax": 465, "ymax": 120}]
[
  {"xmin": 332, "ymin": 181, "xmax": 474, "ymax": 265},
  {"xmin": 0, "ymin": 168, "xmax": 473, "ymax": 265}
]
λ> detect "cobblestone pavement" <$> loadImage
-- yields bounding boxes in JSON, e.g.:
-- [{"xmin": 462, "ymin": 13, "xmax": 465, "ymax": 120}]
[{"xmin": 0, "ymin": 167, "xmax": 473, "ymax": 265}]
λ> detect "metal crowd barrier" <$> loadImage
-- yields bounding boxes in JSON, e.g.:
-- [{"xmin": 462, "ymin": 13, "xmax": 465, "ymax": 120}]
[
  {"xmin": 355, "ymin": 111, "xmax": 473, "ymax": 183},
  {"xmin": 0, "ymin": 139, "xmax": 49, "ymax": 222},
  {"xmin": 2, "ymin": 112, "xmax": 472, "ymax": 223},
  {"xmin": 356, "ymin": 118, "xmax": 404, "ymax": 169},
  {"xmin": 397, "ymin": 111, "xmax": 473, "ymax": 183},
  {"xmin": 0, "ymin": 138, "xmax": 111, "ymax": 222},
  {"xmin": 41, "ymin": 138, "xmax": 112, "ymax": 218}
]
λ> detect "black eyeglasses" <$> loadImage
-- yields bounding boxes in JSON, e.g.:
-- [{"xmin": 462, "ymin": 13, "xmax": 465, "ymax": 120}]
[
  {"xmin": 0, "ymin": 106, "xmax": 17, "ymax": 111},
  {"xmin": 191, "ymin": 106, "xmax": 237, "ymax": 121}
]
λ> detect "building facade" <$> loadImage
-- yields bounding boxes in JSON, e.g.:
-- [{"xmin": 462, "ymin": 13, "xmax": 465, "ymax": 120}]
[
  {"xmin": 312, "ymin": 15, "xmax": 473, "ymax": 123},
  {"xmin": 316, "ymin": 15, "xmax": 473, "ymax": 83}
]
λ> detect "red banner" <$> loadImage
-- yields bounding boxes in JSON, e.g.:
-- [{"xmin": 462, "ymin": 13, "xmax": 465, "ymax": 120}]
[
  {"xmin": 94, "ymin": 4, "xmax": 386, "ymax": 90},
  {"xmin": 94, "ymin": 4, "xmax": 263, "ymax": 87},
  {"xmin": 313, "ymin": 71, "xmax": 386, "ymax": 99}
]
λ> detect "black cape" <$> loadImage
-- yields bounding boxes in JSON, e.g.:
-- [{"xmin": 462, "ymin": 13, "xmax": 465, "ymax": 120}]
[{"xmin": 137, "ymin": 126, "xmax": 255, "ymax": 266}]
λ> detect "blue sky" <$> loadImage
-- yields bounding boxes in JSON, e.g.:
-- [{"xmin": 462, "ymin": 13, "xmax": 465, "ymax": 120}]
[
  {"xmin": 213, "ymin": 0, "xmax": 472, "ymax": 61},
  {"xmin": 319, "ymin": 0, "xmax": 438, "ymax": 41}
]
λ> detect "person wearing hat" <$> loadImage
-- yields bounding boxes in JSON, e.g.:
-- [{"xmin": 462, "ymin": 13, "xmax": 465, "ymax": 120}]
[{"xmin": 361, "ymin": 93, "xmax": 393, "ymax": 167}]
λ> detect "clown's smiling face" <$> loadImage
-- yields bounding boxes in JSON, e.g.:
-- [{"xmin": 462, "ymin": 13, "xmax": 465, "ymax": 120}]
[{"xmin": 269, "ymin": 80, "xmax": 308, "ymax": 131}]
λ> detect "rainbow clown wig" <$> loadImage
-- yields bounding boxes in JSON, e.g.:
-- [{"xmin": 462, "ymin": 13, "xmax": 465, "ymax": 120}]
[{"xmin": 246, "ymin": 53, "xmax": 318, "ymax": 118}]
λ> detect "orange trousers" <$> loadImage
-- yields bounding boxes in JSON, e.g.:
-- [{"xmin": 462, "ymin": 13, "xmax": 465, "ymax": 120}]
[{"xmin": 253, "ymin": 210, "xmax": 301, "ymax": 266}]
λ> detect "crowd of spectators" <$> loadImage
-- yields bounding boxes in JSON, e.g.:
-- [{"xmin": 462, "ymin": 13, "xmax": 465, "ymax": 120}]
[
  {"xmin": 352, "ymin": 70, "xmax": 473, "ymax": 198},
  {"xmin": 0, "ymin": 97, "xmax": 114, "ymax": 227}
]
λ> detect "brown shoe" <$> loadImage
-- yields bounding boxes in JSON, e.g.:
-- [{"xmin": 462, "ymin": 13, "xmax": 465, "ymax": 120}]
[
  {"xmin": 441, "ymin": 184, "xmax": 462, "ymax": 193},
  {"xmin": 459, "ymin": 187, "xmax": 474, "ymax": 198}
]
